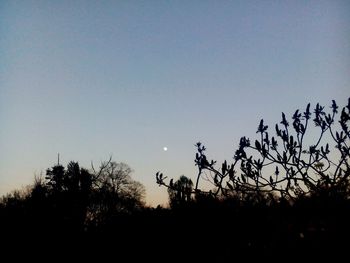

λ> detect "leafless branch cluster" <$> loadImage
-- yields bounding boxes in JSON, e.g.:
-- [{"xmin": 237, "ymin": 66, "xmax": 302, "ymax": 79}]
[{"xmin": 157, "ymin": 98, "xmax": 350, "ymax": 203}]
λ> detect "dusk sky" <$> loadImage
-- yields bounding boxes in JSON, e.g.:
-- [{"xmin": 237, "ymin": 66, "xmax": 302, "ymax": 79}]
[{"xmin": 1, "ymin": 1, "xmax": 349, "ymax": 206}]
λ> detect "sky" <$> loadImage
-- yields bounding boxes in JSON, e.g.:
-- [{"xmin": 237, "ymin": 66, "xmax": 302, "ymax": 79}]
[{"xmin": 1, "ymin": 0, "xmax": 349, "ymax": 206}]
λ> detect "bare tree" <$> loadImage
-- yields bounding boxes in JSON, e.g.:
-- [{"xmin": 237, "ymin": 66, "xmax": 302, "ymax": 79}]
[{"xmin": 89, "ymin": 160, "xmax": 145, "ymax": 223}]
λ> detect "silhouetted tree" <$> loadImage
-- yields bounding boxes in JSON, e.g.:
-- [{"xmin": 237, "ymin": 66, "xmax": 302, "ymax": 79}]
[
  {"xmin": 154, "ymin": 98, "xmax": 350, "ymax": 258},
  {"xmin": 42, "ymin": 161, "xmax": 94, "ymax": 231},
  {"xmin": 157, "ymin": 98, "xmax": 350, "ymax": 204},
  {"xmin": 167, "ymin": 175, "xmax": 193, "ymax": 208},
  {"xmin": 88, "ymin": 160, "xmax": 145, "ymax": 224},
  {"xmin": 45, "ymin": 164, "xmax": 65, "ymax": 192}
]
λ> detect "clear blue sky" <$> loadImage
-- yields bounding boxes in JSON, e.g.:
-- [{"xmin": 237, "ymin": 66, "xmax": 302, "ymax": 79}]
[{"xmin": 1, "ymin": 0, "xmax": 349, "ymax": 206}]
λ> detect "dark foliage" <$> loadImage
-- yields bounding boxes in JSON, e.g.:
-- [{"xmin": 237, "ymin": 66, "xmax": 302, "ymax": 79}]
[
  {"xmin": 156, "ymin": 98, "xmax": 350, "ymax": 258},
  {"xmin": 0, "ymin": 159, "xmax": 145, "ymax": 239},
  {"xmin": 1, "ymin": 98, "xmax": 349, "ymax": 259},
  {"xmin": 167, "ymin": 175, "xmax": 193, "ymax": 208},
  {"xmin": 158, "ymin": 98, "xmax": 350, "ymax": 202}
]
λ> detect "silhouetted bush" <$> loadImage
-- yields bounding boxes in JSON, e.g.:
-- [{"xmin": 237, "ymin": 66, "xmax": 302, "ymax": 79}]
[
  {"xmin": 158, "ymin": 98, "xmax": 350, "ymax": 205},
  {"xmin": 156, "ymin": 98, "xmax": 350, "ymax": 258}
]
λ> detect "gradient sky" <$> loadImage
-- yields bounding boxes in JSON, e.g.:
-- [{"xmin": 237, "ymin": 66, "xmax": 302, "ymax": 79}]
[{"xmin": 1, "ymin": 0, "xmax": 349, "ymax": 206}]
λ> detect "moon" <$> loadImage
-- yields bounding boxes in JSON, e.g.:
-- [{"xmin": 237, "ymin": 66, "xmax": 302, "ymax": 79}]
[{"xmin": 163, "ymin": 147, "xmax": 168, "ymax": 151}]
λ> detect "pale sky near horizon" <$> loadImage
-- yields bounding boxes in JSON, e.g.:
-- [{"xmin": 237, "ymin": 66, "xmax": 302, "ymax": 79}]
[{"xmin": 1, "ymin": 0, "xmax": 349, "ymax": 206}]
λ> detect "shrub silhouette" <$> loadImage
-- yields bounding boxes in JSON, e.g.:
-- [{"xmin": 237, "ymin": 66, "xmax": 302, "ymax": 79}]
[
  {"xmin": 157, "ymin": 98, "xmax": 350, "ymax": 205},
  {"xmin": 156, "ymin": 98, "xmax": 350, "ymax": 258}
]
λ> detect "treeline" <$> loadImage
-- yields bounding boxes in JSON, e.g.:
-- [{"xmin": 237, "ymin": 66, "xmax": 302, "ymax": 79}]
[
  {"xmin": 0, "ymin": 160, "xmax": 145, "ymax": 235},
  {"xmin": 1, "ymin": 98, "xmax": 349, "ymax": 259}
]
